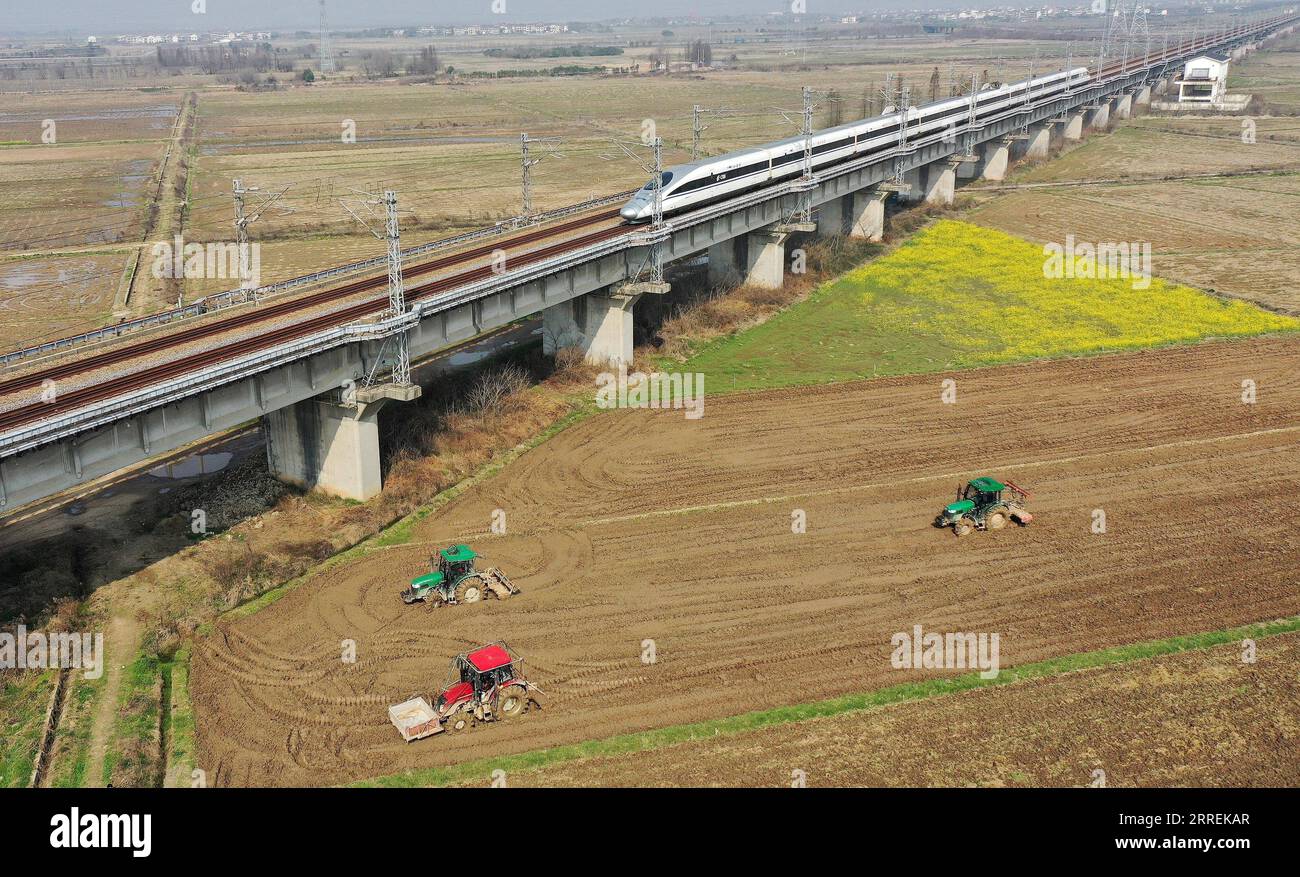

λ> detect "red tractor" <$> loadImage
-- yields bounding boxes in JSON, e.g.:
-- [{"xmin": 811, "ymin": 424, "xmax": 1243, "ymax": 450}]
[{"xmin": 388, "ymin": 642, "xmax": 543, "ymax": 741}]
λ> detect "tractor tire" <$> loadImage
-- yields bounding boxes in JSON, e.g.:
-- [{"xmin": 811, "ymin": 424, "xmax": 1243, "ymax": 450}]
[
  {"xmin": 986, "ymin": 508, "xmax": 1008, "ymax": 530},
  {"xmin": 454, "ymin": 576, "xmax": 483, "ymax": 604},
  {"xmin": 498, "ymin": 685, "xmax": 528, "ymax": 718},
  {"xmin": 953, "ymin": 517, "xmax": 975, "ymax": 537},
  {"xmin": 446, "ymin": 710, "xmax": 472, "ymax": 732}
]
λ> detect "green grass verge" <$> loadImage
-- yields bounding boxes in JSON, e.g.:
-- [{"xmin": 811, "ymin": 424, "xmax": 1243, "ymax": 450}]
[
  {"xmin": 103, "ymin": 652, "xmax": 162, "ymax": 787},
  {"xmin": 49, "ymin": 673, "xmax": 105, "ymax": 788},
  {"xmin": 684, "ymin": 219, "xmax": 1300, "ymax": 394},
  {"xmin": 164, "ymin": 644, "xmax": 195, "ymax": 788},
  {"xmin": 0, "ymin": 670, "xmax": 55, "ymax": 787},
  {"xmin": 355, "ymin": 615, "xmax": 1300, "ymax": 787}
]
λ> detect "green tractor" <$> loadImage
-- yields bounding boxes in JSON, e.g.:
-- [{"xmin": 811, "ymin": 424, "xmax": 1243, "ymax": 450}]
[
  {"xmin": 934, "ymin": 476, "xmax": 1033, "ymax": 536},
  {"xmin": 400, "ymin": 544, "xmax": 519, "ymax": 606}
]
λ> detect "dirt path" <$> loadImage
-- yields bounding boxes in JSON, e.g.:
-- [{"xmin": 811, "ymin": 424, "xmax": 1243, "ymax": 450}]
[
  {"xmin": 115, "ymin": 91, "xmax": 195, "ymax": 315},
  {"xmin": 82, "ymin": 613, "xmax": 140, "ymax": 787},
  {"xmin": 190, "ymin": 335, "xmax": 1300, "ymax": 787}
]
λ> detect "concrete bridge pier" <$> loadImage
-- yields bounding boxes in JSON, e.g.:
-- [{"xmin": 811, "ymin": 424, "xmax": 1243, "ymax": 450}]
[
  {"xmin": 1063, "ymin": 112, "xmax": 1085, "ymax": 141},
  {"xmin": 980, "ymin": 140, "xmax": 1011, "ymax": 182},
  {"xmin": 816, "ymin": 195, "xmax": 847, "ymax": 237},
  {"xmin": 542, "ymin": 285, "xmax": 651, "ymax": 366},
  {"xmin": 923, "ymin": 162, "xmax": 956, "ymax": 205},
  {"xmin": 707, "ymin": 238, "xmax": 739, "ymax": 285},
  {"xmin": 894, "ymin": 166, "xmax": 925, "ymax": 203},
  {"xmin": 1025, "ymin": 123, "xmax": 1053, "ymax": 159},
  {"xmin": 1135, "ymin": 85, "xmax": 1152, "ymax": 107},
  {"xmin": 1114, "ymin": 93, "xmax": 1133, "ymax": 120},
  {"xmin": 848, "ymin": 188, "xmax": 889, "ymax": 241},
  {"xmin": 954, "ymin": 152, "xmax": 980, "ymax": 180},
  {"xmin": 1086, "ymin": 100, "xmax": 1111, "ymax": 130},
  {"xmin": 264, "ymin": 382, "xmax": 421, "ymax": 501},
  {"xmin": 744, "ymin": 226, "xmax": 794, "ymax": 288}
]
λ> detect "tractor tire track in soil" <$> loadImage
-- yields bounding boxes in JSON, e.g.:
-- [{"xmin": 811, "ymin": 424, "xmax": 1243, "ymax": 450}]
[
  {"xmin": 191, "ymin": 336, "xmax": 1300, "ymax": 786},
  {"xmin": 485, "ymin": 630, "xmax": 1300, "ymax": 787}
]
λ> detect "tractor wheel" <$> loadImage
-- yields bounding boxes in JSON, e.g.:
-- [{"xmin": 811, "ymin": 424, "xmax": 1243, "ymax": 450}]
[
  {"xmin": 986, "ymin": 508, "xmax": 1008, "ymax": 530},
  {"xmin": 498, "ymin": 685, "xmax": 528, "ymax": 718},
  {"xmin": 953, "ymin": 517, "xmax": 975, "ymax": 537},
  {"xmin": 446, "ymin": 710, "xmax": 472, "ymax": 732},
  {"xmin": 454, "ymin": 576, "xmax": 483, "ymax": 604}
]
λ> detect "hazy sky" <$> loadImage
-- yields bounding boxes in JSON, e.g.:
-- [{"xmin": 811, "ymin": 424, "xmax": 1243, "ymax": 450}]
[{"xmin": 1, "ymin": 1, "xmax": 962, "ymax": 34}]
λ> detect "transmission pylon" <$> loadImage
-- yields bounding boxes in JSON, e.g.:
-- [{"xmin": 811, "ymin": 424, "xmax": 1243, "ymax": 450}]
[
  {"xmin": 319, "ymin": 0, "xmax": 335, "ymax": 75},
  {"xmin": 339, "ymin": 187, "xmax": 411, "ymax": 386},
  {"xmin": 520, "ymin": 132, "xmax": 562, "ymax": 220}
]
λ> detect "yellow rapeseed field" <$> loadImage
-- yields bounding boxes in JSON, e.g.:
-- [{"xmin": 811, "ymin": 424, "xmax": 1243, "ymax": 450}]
[
  {"xmin": 850, "ymin": 219, "xmax": 1299, "ymax": 362},
  {"xmin": 686, "ymin": 218, "xmax": 1298, "ymax": 391}
]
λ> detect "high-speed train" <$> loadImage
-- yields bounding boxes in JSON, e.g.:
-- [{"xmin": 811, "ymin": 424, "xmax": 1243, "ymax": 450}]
[{"xmin": 620, "ymin": 67, "xmax": 1091, "ymax": 222}]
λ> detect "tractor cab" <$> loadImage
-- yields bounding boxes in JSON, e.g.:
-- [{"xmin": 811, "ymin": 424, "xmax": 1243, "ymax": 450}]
[
  {"xmin": 437, "ymin": 544, "xmax": 479, "ymax": 581},
  {"xmin": 437, "ymin": 642, "xmax": 522, "ymax": 712},
  {"xmin": 961, "ymin": 476, "xmax": 1005, "ymax": 508}
]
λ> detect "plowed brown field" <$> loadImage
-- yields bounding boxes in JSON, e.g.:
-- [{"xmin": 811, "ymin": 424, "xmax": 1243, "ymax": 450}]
[
  {"xmin": 191, "ymin": 336, "xmax": 1300, "ymax": 787},
  {"xmin": 480, "ymin": 631, "xmax": 1300, "ymax": 787}
]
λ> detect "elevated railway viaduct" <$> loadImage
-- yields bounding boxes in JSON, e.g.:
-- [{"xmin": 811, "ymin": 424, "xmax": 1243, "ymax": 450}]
[{"xmin": 0, "ymin": 15, "xmax": 1294, "ymax": 508}]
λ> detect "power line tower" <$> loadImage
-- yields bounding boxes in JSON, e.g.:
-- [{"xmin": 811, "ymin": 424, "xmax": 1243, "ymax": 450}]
[
  {"xmin": 231, "ymin": 178, "xmax": 290, "ymax": 294},
  {"xmin": 691, "ymin": 104, "xmax": 734, "ymax": 160},
  {"xmin": 692, "ymin": 104, "xmax": 705, "ymax": 160},
  {"xmin": 319, "ymin": 0, "xmax": 335, "ymax": 75},
  {"xmin": 608, "ymin": 136, "xmax": 670, "ymax": 291},
  {"xmin": 520, "ymin": 132, "xmax": 562, "ymax": 220},
  {"xmin": 799, "ymin": 86, "xmax": 815, "ymax": 224},
  {"xmin": 893, "ymin": 85, "xmax": 912, "ymax": 186},
  {"xmin": 340, "ymin": 188, "xmax": 411, "ymax": 386},
  {"xmin": 961, "ymin": 70, "xmax": 982, "ymax": 160},
  {"xmin": 771, "ymin": 87, "xmax": 819, "ymax": 226}
]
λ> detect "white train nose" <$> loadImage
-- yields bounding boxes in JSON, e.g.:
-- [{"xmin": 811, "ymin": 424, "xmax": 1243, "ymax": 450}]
[{"xmin": 620, "ymin": 205, "xmax": 639, "ymax": 221}]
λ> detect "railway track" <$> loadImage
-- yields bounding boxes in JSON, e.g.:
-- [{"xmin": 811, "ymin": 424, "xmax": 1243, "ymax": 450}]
[
  {"xmin": 0, "ymin": 222, "xmax": 629, "ymax": 432},
  {"xmin": 0, "ymin": 17, "xmax": 1284, "ymax": 437},
  {"xmin": 0, "ymin": 207, "xmax": 620, "ymax": 401}
]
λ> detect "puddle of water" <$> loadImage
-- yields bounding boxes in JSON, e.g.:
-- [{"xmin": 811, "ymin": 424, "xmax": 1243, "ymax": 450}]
[
  {"xmin": 1, "ymin": 261, "xmax": 99, "ymax": 291},
  {"xmin": 0, "ymin": 106, "xmax": 178, "ymax": 124},
  {"xmin": 0, "ymin": 266, "xmax": 42, "ymax": 290},
  {"xmin": 148, "ymin": 452, "xmax": 233, "ymax": 480}
]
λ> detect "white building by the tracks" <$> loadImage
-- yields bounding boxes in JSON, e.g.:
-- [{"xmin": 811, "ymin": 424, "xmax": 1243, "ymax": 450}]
[{"xmin": 1178, "ymin": 53, "xmax": 1230, "ymax": 104}]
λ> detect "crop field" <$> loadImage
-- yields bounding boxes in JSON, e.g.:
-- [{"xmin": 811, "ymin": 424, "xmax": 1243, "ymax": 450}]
[
  {"xmin": 1230, "ymin": 32, "xmax": 1300, "ymax": 112},
  {"xmin": 0, "ymin": 254, "xmax": 129, "ymax": 349},
  {"xmin": 970, "ymin": 125, "xmax": 1300, "ymax": 315},
  {"xmin": 684, "ymin": 220, "xmax": 1298, "ymax": 391},
  {"xmin": 190, "ymin": 334, "xmax": 1300, "ymax": 786},
  {"xmin": 475, "ymin": 628, "xmax": 1300, "ymax": 788},
  {"xmin": 0, "ymin": 91, "xmax": 181, "ymax": 343}
]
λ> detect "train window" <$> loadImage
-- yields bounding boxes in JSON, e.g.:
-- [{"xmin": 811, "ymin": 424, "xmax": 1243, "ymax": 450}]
[{"xmin": 641, "ymin": 171, "xmax": 673, "ymax": 190}]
